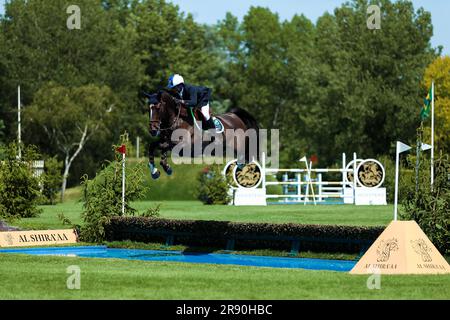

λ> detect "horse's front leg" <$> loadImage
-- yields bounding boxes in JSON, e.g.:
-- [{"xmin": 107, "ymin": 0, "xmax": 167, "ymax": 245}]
[
  {"xmin": 160, "ymin": 151, "xmax": 173, "ymax": 176},
  {"xmin": 160, "ymin": 140, "xmax": 173, "ymax": 176},
  {"xmin": 148, "ymin": 141, "xmax": 161, "ymax": 180}
]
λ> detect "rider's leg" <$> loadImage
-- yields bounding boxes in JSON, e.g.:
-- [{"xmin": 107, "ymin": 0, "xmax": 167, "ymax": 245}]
[
  {"xmin": 201, "ymin": 103, "xmax": 211, "ymax": 120},
  {"xmin": 201, "ymin": 103, "xmax": 215, "ymax": 129}
]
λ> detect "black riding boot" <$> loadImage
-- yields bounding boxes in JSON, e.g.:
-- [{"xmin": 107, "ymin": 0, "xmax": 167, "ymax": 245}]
[{"xmin": 205, "ymin": 118, "xmax": 215, "ymax": 130}]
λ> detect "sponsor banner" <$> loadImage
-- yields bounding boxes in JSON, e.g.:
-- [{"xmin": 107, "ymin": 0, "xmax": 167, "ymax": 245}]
[
  {"xmin": 0, "ymin": 229, "xmax": 78, "ymax": 247},
  {"xmin": 234, "ymin": 188, "xmax": 267, "ymax": 206},
  {"xmin": 350, "ymin": 221, "xmax": 450, "ymax": 275}
]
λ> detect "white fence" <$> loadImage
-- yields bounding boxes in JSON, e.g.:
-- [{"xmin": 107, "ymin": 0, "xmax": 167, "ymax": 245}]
[
  {"xmin": 32, "ymin": 160, "xmax": 45, "ymax": 178},
  {"xmin": 230, "ymin": 152, "xmax": 387, "ymax": 206},
  {"xmin": 262, "ymin": 152, "xmax": 358, "ymax": 205}
]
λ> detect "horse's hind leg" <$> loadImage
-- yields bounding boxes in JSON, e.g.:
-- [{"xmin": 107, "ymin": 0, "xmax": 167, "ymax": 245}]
[
  {"xmin": 160, "ymin": 149, "xmax": 173, "ymax": 176},
  {"xmin": 148, "ymin": 141, "xmax": 161, "ymax": 180}
]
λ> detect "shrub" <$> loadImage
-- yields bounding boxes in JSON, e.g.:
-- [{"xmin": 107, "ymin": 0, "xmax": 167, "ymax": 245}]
[
  {"xmin": 378, "ymin": 154, "xmax": 414, "ymax": 204},
  {"xmin": 79, "ymin": 142, "xmax": 148, "ymax": 243},
  {"xmin": 196, "ymin": 165, "xmax": 231, "ymax": 205},
  {"xmin": 41, "ymin": 156, "xmax": 63, "ymax": 205},
  {"xmin": 105, "ymin": 216, "xmax": 384, "ymax": 254},
  {"xmin": 402, "ymin": 153, "xmax": 450, "ymax": 254},
  {"xmin": 0, "ymin": 143, "xmax": 43, "ymax": 220},
  {"xmin": 141, "ymin": 204, "xmax": 161, "ymax": 218}
]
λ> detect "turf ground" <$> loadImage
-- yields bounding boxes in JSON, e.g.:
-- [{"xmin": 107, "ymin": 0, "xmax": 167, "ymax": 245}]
[
  {"xmin": 2, "ymin": 198, "xmax": 449, "ymax": 300},
  {"xmin": 0, "ymin": 254, "xmax": 449, "ymax": 299},
  {"xmin": 13, "ymin": 200, "xmax": 393, "ymax": 230}
]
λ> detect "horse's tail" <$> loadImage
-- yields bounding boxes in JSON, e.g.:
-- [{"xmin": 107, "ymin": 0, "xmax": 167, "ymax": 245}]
[
  {"xmin": 229, "ymin": 107, "xmax": 260, "ymax": 163},
  {"xmin": 229, "ymin": 107, "xmax": 259, "ymax": 131}
]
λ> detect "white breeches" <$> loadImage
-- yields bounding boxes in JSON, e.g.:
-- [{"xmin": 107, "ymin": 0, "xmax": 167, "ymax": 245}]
[{"xmin": 201, "ymin": 103, "xmax": 211, "ymax": 120}]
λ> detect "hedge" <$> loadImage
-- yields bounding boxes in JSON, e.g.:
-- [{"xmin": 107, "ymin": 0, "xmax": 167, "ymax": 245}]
[{"xmin": 105, "ymin": 217, "xmax": 385, "ymax": 254}]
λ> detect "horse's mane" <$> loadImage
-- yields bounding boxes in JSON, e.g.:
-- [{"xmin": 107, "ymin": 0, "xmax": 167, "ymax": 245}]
[{"xmin": 158, "ymin": 89, "xmax": 177, "ymax": 101}]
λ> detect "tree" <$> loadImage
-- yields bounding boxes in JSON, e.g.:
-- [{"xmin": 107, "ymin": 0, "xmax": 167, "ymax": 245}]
[
  {"xmin": 214, "ymin": 0, "xmax": 437, "ymax": 167},
  {"xmin": 0, "ymin": 0, "xmax": 143, "ymax": 181},
  {"xmin": 328, "ymin": 0, "xmax": 436, "ymax": 161},
  {"xmin": 423, "ymin": 56, "xmax": 450, "ymax": 154},
  {"xmin": 25, "ymin": 83, "xmax": 117, "ymax": 201},
  {"xmin": 0, "ymin": 143, "xmax": 42, "ymax": 220},
  {"xmin": 42, "ymin": 156, "xmax": 63, "ymax": 205},
  {"xmin": 130, "ymin": 0, "xmax": 220, "ymax": 90}
]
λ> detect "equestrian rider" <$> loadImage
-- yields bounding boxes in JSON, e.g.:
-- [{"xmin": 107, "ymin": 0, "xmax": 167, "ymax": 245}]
[{"xmin": 167, "ymin": 74, "xmax": 223, "ymax": 133}]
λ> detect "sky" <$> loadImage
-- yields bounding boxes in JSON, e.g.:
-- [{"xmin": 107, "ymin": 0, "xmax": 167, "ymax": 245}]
[{"xmin": 0, "ymin": 0, "xmax": 448, "ymax": 54}]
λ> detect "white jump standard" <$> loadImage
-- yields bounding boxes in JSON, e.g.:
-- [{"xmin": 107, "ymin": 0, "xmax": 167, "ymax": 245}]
[{"xmin": 226, "ymin": 152, "xmax": 387, "ymax": 206}]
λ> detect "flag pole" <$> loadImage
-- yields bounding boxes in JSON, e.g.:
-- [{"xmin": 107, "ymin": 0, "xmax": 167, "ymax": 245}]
[
  {"xmin": 122, "ymin": 150, "xmax": 126, "ymax": 215},
  {"xmin": 18, "ymin": 85, "xmax": 22, "ymax": 160},
  {"xmin": 394, "ymin": 143, "xmax": 400, "ymax": 221},
  {"xmin": 394, "ymin": 142, "xmax": 412, "ymax": 221},
  {"xmin": 415, "ymin": 125, "xmax": 421, "ymax": 193},
  {"xmin": 430, "ymin": 81, "xmax": 435, "ymax": 188}
]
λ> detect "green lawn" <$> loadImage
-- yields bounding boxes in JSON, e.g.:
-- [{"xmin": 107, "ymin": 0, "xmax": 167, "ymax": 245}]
[
  {"xmin": 5, "ymin": 197, "xmax": 449, "ymax": 300},
  {"xmin": 0, "ymin": 254, "xmax": 449, "ymax": 299},
  {"xmin": 13, "ymin": 200, "xmax": 393, "ymax": 230}
]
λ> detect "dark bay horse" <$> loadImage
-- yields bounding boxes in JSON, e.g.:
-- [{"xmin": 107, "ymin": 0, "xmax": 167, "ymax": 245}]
[{"xmin": 147, "ymin": 90, "xmax": 259, "ymax": 179}]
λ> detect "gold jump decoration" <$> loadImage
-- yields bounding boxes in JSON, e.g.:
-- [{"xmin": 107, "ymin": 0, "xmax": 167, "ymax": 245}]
[
  {"xmin": 234, "ymin": 163, "xmax": 262, "ymax": 189},
  {"xmin": 357, "ymin": 160, "xmax": 385, "ymax": 188}
]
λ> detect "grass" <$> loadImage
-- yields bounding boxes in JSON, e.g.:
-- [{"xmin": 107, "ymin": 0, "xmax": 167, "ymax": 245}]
[
  {"xmin": 0, "ymin": 254, "xmax": 449, "ymax": 299},
  {"xmin": 125, "ymin": 158, "xmax": 206, "ymax": 201},
  {"xmin": 4, "ymin": 189, "xmax": 448, "ymax": 300},
  {"xmin": 132, "ymin": 201, "xmax": 393, "ymax": 226},
  {"xmin": 12, "ymin": 199, "xmax": 393, "ymax": 231},
  {"xmin": 14, "ymin": 201, "xmax": 84, "ymax": 230}
]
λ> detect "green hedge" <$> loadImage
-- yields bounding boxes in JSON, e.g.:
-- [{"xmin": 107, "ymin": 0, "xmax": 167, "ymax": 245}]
[{"xmin": 105, "ymin": 216, "xmax": 384, "ymax": 254}]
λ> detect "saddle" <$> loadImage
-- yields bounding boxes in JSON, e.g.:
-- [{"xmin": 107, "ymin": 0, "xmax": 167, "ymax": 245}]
[{"xmin": 178, "ymin": 105, "xmax": 208, "ymax": 122}]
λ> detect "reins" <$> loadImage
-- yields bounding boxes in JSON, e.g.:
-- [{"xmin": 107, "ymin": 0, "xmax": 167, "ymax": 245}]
[
  {"xmin": 189, "ymin": 107, "xmax": 203, "ymax": 131},
  {"xmin": 151, "ymin": 101, "xmax": 182, "ymax": 132}
]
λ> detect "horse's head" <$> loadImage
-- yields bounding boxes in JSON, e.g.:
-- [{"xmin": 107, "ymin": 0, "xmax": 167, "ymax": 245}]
[{"xmin": 149, "ymin": 90, "xmax": 179, "ymax": 137}]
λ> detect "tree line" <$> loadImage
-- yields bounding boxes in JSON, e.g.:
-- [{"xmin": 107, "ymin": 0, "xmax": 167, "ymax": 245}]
[{"xmin": 0, "ymin": 0, "xmax": 442, "ymax": 193}]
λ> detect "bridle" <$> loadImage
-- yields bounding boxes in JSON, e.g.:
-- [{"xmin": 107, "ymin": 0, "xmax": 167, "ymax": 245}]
[{"xmin": 149, "ymin": 99, "xmax": 182, "ymax": 133}]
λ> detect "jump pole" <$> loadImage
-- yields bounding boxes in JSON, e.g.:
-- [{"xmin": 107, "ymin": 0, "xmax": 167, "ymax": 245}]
[
  {"xmin": 342, "ymin": 153, "xmax": 346, "ymax": 197},
  {"xmin": 353, "ymin": 153, "xmax": 357, "ymax": 204}
]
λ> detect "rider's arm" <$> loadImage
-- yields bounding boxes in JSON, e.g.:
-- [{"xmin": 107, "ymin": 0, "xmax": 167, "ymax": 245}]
[{"xmin": 181, "ymin": 85, "xmax": 198, "ymax": 108}]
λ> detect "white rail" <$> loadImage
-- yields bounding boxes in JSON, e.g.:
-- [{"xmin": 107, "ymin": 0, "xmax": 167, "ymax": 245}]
[{"xmin": 261, "ymin": 152, "xmax": 357, "ymax": 205}]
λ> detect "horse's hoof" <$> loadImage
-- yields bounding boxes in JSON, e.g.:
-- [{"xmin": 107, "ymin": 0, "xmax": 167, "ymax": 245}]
[
  {"xmin": 165, "ymin": 166, "xmax": 173, "ymax": 176},
  {"xmin": 151, "ymin": 170, "xmax": 161, "ymax": 180}
]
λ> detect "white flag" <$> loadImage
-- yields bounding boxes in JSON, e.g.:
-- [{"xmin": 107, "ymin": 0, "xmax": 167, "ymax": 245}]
[
  {"xmin": 397, "ymin": 142, "xmax": 411, "ymax": 154},
  {"xmin": 421, "ymin": 143, "xmax": 432, "ymax": 151}
]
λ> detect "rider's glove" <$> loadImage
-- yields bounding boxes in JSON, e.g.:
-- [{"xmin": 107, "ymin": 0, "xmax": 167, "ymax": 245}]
[{"xmin": 174, "ymin": 98, "xmax": 185, "ymax": 105}]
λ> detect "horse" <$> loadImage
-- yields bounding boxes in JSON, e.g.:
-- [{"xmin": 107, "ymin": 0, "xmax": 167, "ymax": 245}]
[{"xmin": 146, "ymin": 90, "xmax": 259, "ymax": 179}]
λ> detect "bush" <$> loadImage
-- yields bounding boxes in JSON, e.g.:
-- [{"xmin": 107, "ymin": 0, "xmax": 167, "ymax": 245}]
[
  {"xmin": 79, "ymin": 142, "xmax": 148, "ymax": 243},
  {"xmin": 378, "ymin": 154, "xmax": 414, "ymax": 204},
  {"xmin": 105, "ymin": 216, "xmax": 384, "ymax": 254},
  {"xmin": 141, "ymin": 204, "xmax": 161, "ymax": 218},
  {"xmin": 402, "ymin": 154, "xmax": 450, "ymax": 254},
  {"xmin": 41, "ymin": 156, "xmax": 63, "ymax": 205},
  {"xmin": 0, "ymin": 143, "xmax": 43, "ymax": 220},
  {"xmin": 196, "ymin": 165, "xmax": 231, "ymax": 205}
]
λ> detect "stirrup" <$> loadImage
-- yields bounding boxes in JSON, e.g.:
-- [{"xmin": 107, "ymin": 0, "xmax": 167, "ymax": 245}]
[{"xmin": 212, "ymin": 117, "xmax": 224, "ymax": 134}]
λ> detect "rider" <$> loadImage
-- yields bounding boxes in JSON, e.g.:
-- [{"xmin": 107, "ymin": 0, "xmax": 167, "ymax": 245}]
[{"xmin": 167, "ymin": 74, "xmax": 223, "ymax": 133}]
